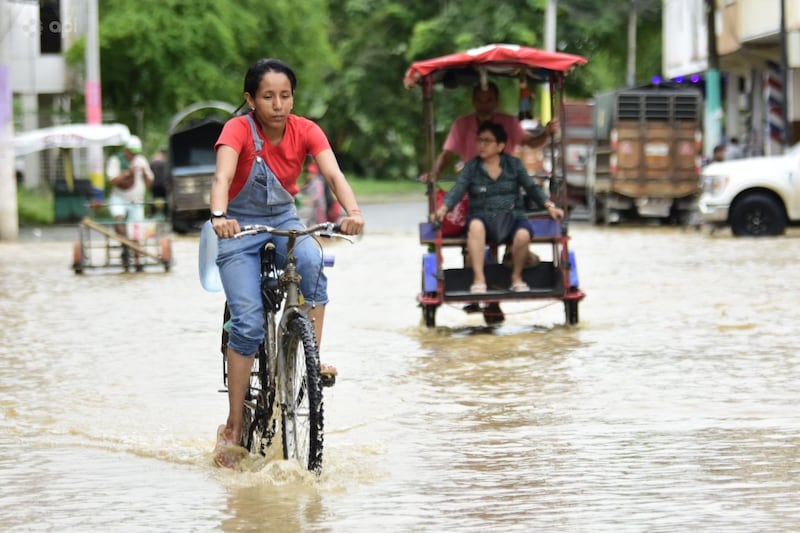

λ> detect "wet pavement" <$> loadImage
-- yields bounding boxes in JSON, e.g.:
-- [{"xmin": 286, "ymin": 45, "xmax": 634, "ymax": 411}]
[{"xmin": 2, "ymin": 200, "xmax": 799, "ymax": 531}]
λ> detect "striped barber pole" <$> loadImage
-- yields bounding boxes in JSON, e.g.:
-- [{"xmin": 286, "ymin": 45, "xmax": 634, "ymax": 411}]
[{"xmin": 765, "ymin": 60, "xmax": 785, "ymax": 146}]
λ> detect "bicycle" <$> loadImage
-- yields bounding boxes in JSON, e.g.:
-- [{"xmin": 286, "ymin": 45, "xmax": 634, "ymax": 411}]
[{"xmin": 219, "ymin": 222, "xmax": 352, "ymax": 473}]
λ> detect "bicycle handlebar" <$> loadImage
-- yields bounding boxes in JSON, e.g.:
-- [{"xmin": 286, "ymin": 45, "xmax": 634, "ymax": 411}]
[{"xmin": 234, "ymin": 223, "xmax": 355, "ymax": 243}]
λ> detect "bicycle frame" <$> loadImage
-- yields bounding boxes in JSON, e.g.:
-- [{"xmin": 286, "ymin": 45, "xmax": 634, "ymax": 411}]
[{"xmin": 221, "ymin": 222, "xmax": 349, "ymax": 472}]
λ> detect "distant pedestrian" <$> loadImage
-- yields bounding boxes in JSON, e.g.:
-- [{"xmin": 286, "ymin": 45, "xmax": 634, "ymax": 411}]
[
  {"xmin": 106, "ymin": 135, "xmax": 154, "ymax": 270},
  {"xmin": 712, "ymin": 144, "xmax": 725, "ymax": 163},
  {"xmin": 107, "ymin": 135, "xmax": 154, "ymax": 223},
  {"xmin": 300, "ymin": 162, "xmax": 342, "ymax": 225},
  {"xmin": 150, "ymin": 148, "xmax": 168, "ymax": 214},
  {"xmin": 725, "ymin": 137, "xmax": 743, "ymax": 160}
]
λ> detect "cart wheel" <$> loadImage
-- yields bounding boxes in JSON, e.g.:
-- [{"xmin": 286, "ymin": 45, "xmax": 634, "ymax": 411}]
[
  {"xmin": 564, "ymin": 300, "xmax": 579, "ymax": 325},
  {"xmin": 160, "ymin": 236, "xmax": 173, "ymax": 271},
  {"xmin": 422, "ymin": 304, "xmax": 437, "ymax": 328},
  {"xmin": 72, "ymin": 240, "xmax": 84, "ymax": 274}
]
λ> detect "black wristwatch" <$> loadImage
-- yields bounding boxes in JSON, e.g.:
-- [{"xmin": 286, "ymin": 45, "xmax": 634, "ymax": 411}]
[{"xmin": 210, "ymin": 210, "xmax": 227, "ymax": 220}]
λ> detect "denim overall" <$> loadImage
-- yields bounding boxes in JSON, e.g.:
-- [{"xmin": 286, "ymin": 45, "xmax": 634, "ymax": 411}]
[{"xmin": 217, "ymin": 113, "xmax": 328, "ymax": 356}]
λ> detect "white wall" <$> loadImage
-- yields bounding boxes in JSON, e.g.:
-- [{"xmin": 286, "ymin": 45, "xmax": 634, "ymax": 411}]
[
  {"xmin": 738, "ymin": 0, "xmax": 781, "ymax": 42},
  {"xmin": 9, "ymin": 1, "xmax": 68, "ymax": 94},
  {"xmin": 663, "ymin": 0, "xmax": 708, "ymax": 79}
]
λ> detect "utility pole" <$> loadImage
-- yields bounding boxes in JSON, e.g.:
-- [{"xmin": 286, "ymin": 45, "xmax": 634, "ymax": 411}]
[
  {"xmin": 0, "ymin": 0, "xmax": 19, "ymax": 241},
  {"xmin": 86, "ymin": 0, "xmax": 104, "ymax": 201},
  {"xmin": 626, "ymin": 3, "xmax": 637, "ymax": 87},
  {"xmin": 779, "ymin": 0, "xmax": 790, "ymax": 147},
  {"xmin": 704, "ymin": 0, "xmax": 723, "ymax": 158}
]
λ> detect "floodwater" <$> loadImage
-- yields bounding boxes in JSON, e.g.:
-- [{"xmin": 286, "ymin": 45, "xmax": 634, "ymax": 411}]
[{"xmin": 1, "ymin": 201, "xmax": 799, "ymax": 532}]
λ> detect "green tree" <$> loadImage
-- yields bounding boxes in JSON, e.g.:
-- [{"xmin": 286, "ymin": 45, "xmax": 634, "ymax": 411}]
[
  {"xmin": 99, "ymin": 0, "xmax": 256, "ymax": 135},
  {"xmin": 67, "ymin": 0, "xmax": 662, "ymax": 179},
  {"xmin": 88, "ymin": 0, "xmax": 335, "ymax": 149},
  {"xmin": 322, "ymin": 0, "xmax": 439, "ymax": 179},
  {"xmin": 557, "ymin": 0, "xmax": 662, "ymax": 92}
]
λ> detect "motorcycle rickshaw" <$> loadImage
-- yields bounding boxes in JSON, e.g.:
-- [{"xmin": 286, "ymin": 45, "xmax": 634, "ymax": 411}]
[{"xmin": 404, "ymin": 44, "xmax": 588, "ymax": 327}]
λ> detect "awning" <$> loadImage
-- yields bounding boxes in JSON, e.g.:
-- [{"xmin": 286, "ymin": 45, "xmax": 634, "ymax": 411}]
[
  {"xmin": 13, "ymin": 123, "xmax": 132, "ymax": 156},
  {"xmin": 403, "ymin": 43, "xmax": 588, "ymax": 89}
]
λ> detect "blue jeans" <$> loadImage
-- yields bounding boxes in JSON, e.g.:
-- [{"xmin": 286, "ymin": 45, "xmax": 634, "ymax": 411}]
[{"xmin": 216, "ymin": 208, "xmax": 328, "ymax": 356}]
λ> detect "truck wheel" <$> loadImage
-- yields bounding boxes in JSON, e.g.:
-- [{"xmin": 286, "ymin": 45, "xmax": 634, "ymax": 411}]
[
  {"xmin": 730, "ymin": 193, "xmax": 785, "ymax": 236},
  {"xmin": 602, "ymin": 201, "xmax": 617, "ymax": 225},
  {"xmin": 588, "ymin": 195, "xmax": 599, "ymax": 225}
]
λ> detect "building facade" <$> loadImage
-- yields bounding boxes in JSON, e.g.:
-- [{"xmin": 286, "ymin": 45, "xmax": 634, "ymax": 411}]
[
  {"xmin": 663, "ymin": 0, "xmax": 800, "ymax": 156},
  {"xmin": 9, "ymin": 0, "xmax": 86, "ymax": 187}
]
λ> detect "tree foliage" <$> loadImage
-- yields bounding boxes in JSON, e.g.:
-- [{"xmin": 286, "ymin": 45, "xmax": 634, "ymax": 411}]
[{"xmin": 79, "ymin": 0, "xmax": 662, "ymax": 178}]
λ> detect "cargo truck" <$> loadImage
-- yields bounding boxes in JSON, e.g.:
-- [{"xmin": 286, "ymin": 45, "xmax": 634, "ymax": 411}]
[
  {"xmin": 584, "ymin": 87, "xmax": 703, "ymax": 224},
  {"xmin": 560, "ymin": 101, "xmax": 595, "ymax": 218}
]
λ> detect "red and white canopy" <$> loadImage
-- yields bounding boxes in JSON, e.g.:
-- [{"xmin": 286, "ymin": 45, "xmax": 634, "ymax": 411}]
[{"xmin": 403, "ymin": 43, "xmax": 587, "ymax": 89}]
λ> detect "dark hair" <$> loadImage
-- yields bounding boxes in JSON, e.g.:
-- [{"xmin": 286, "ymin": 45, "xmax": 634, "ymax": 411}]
[
  {"xmin": 473, "ymin": 81, "xmax": 499, "ymax": 98},
  {"xmin": 478, "ymin": 121, "xmax": 508, "ymax": 144},
  {"xmin": 243, "ymin": 58, "xmax": 297, "ymax": 96}
]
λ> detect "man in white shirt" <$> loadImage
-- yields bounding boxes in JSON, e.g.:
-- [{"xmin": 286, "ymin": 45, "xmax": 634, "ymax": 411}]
[
  {"xmin": 105, "ymin": 135, "xmax": 154, "ymax": 270},
  {"xmin": 106, "ymin": 135, "xmax": 154, "ymax": 222}
]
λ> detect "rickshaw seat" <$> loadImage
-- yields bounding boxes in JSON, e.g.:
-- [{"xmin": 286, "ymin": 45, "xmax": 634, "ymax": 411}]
[{"xmin": 419, "ymin": 218, "xmax": 562, "ymax": 246}]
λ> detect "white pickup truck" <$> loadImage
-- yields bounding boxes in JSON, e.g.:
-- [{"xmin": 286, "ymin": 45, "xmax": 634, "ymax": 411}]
[{"xmin": 699, "ymin": 143, "xmax": 800, "ymax": 236}]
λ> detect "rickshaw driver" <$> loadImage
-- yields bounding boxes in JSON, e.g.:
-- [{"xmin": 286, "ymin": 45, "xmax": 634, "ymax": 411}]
[{"xmin": 106, "ymin": 135, "xmax": 155, "ymax": 269}]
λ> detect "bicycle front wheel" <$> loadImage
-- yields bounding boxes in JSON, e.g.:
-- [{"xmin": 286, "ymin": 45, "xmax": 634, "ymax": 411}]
[{"xmin": 279, "ymin": 315, "xmax": 324, "ymax": 473}]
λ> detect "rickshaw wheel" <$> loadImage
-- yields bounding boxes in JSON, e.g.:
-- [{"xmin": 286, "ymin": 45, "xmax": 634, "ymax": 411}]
[
  {"xmin": 564, "ymin": 300, "xmax": 579, "ymax": 325},
  {"xmin": 72, "ymin": 240, "xmax": 84, "ymax": 275},
  {"xmin": 160, "ymin": 236, "xmax": 173, "ymax": 271},
  {"xmin": 422, "ymin": 304, "xmax": 437, "ymax": 328}
]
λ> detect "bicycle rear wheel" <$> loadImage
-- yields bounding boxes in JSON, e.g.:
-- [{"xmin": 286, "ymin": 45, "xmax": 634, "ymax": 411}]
[{"xmin": 279, "ymin": 315, "xmax": 324, "ymax": 473}]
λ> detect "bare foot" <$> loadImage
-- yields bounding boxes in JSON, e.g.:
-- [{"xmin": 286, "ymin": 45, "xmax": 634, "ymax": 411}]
[
  {"xmin": 213, "ymin": 424, "xmax": 247, "ymax": 468},
  {"xmin": 320, "ymin": 363, "xmax": 338, "ymax": 377},
  {"xmin": 320, "ymin": 363, "xmax": 337, "ymax": 388}
]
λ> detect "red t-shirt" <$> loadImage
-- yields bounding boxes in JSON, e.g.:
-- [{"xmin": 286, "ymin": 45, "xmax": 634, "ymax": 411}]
[{"xmin": 215, "ymin": 113, "xmax": 331, "ymax": 200}]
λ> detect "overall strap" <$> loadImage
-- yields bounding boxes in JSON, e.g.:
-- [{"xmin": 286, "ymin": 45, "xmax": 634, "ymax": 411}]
[{"xmin": 244, "ymin": 113, "xmax": 264, "ymax": 153}]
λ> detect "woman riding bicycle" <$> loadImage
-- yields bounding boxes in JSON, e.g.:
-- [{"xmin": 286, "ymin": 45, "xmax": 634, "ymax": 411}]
[{"xmin": 209, "ymin": 58, "xmax": 365, "ymax": 467}]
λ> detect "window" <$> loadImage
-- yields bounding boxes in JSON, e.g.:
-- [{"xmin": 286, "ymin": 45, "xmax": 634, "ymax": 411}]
[{"xmin": 40, "ymin": 0, "xmax": 61, "ymax": 54}]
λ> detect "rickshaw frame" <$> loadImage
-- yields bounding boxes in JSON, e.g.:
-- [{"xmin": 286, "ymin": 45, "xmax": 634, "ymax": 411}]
[
  {"xmin": 72, "ymin": 203, "xmax": 173, "ymax": 274},
  {"xmin": 404, "ymin": 44, "xmax": 588, "ymax": 327}
]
